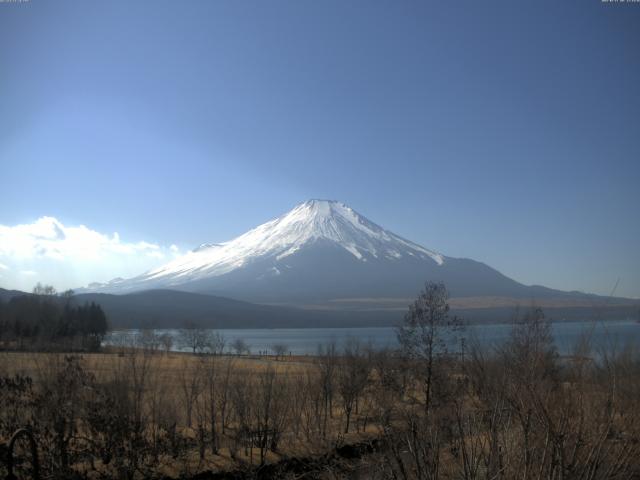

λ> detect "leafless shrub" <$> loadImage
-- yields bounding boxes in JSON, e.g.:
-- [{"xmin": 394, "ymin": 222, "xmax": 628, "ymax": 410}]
[
  {"xmin": 317, "ymin": 341, "xmax": 338, "ymax": 439},
  {"xmin": 337, "ymin": 338, "xmax": 370, "ymax": 433},
  {"xmin": 231, "ymin": 337, "xmax": 250, "ymax": 355},
  {"xmin": 272, "ymin": 343, "xmax": 288, "ymax": 360}
]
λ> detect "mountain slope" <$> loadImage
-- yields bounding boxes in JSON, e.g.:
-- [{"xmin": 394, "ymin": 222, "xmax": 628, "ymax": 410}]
[
  {"xmin": 0, "ymin": 287, "xmax": 31, "ymax": 303},
  {"xmin": 83, "ymin": 200, "xmax": 607, "ymax": 305},
  {"xmin": 74, "ymin": 290, "xmax": 395, "ymax": 329},
  {"xmin": 90, "ymin": 200, "xmax": 444, "ymax": 294}
]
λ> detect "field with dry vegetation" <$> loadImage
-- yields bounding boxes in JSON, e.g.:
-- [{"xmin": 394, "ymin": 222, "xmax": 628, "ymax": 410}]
[{"xmin": 1, "ymin": 283, "xmax": 640, "ymax": 479}]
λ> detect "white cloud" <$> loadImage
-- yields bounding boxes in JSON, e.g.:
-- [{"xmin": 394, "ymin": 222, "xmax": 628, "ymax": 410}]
[
  {"xmin": 0, "ymin": 217, "xmax": 164, "ymax": 261},
  {"xmin": 0, "ymin": 217, "xmax": 176, "ymax": 291}
]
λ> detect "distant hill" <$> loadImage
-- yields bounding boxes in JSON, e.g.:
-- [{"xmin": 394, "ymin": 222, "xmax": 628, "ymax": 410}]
[
  {"xmin": 73, "ymin": 289, "xmax": 384, "ymax": 329},
  {"xmin": 2, "ymin": 287, "xmax": 638, "ymax": 329},
  {"xmin": 0, "ymin": 287, "xmax": 31, "ymax": 303}
]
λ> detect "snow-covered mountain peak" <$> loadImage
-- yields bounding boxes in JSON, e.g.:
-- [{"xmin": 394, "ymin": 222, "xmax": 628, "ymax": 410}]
[
  {"xmin": 86, "ymin": 200, "xmax": 445, "ymax": 292},
  {"xmin": 78, "ymin": 201, "xmax": 584, "ymax": 305},
  {"xmin": 246, "ymin": 199, "xmax": 438, "ymax": 260},
  {"xmin": 275, "ymin": 199, "xmax": 374, "ymax": 239}
]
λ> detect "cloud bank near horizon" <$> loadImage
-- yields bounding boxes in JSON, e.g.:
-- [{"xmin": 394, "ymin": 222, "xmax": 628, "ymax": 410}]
[{"xmin": 0, "ymin": 217, "xmax": 179, "ymax": 292}]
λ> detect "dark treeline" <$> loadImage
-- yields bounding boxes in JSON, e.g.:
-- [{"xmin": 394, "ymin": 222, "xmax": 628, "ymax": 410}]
[{"xmin": 0, "ymin": 284, "xmax": 108, "ymax": 351}]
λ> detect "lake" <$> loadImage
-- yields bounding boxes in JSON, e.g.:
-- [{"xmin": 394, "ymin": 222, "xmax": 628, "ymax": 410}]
[{"xmin": 107, "ymin": 319, "xmax": 640, "ymax": 356}]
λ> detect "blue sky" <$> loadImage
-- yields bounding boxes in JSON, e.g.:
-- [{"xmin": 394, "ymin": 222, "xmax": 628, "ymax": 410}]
[{"xmin": 1, "ymin": 0, "xmax": 639, "ymax": 297}]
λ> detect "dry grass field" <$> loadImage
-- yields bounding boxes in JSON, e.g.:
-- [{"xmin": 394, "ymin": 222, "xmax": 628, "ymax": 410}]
[
  {"xmin": 0, "ymin": 347, "xmax": 382, "ymax": 479},
  {"xmin": 2, "ymin": 304, "xmax": 640, "ymax": 479}
]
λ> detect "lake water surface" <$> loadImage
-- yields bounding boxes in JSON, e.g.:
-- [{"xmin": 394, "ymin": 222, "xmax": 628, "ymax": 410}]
[{"xmin": 108, "ymin": 320, "xmax": 640, "ymax": 356}]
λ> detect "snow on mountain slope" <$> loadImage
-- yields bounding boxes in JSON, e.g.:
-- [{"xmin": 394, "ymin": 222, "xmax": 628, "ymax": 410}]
[
  {"xmin": 150, "ymin": 199, "xmax": 442, "ymax": 280},
  {"xmin": 80, "ymin": 200, "xmax": 621, "ymax": 306},
  {"xmin": 82, "ymin": 199, "xmax": 597, "ymax": 304},
  {"xmin": 86, "ymin": 200, "xmax": 444, "ymax": 293}
]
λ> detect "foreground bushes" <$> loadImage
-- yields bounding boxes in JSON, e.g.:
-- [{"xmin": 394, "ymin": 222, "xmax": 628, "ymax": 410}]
[
  {"xmin": 1, "ymin": 292, "xmax": 639, "ymax": 479},
  {"xmin": 376, "ymin": 321, "xmax": 640, "ymax": 479}
]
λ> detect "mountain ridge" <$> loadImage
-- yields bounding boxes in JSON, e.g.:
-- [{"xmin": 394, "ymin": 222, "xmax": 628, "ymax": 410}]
[{"xmin": 80, "ymin": 200, "xmax": 621, "ymax": 306}]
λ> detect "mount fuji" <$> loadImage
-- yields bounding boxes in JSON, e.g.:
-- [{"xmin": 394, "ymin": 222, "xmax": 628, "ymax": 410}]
[{"xmin": 84, "ymin": 200, "xmax": 590, "ymax": 307}]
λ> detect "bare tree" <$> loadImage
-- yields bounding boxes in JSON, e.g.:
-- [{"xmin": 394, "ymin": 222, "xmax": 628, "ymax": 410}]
[
  {"xmin": 397, "ymin": 281, "xmax": 461, "ymax": 415},
  {"xmin": 317, "ymin": 341, "xmax": 338, "ymax": 439},
  {"xmin": 229, "ymin": 372, "xmax": 251, "ymax": 459},
  {"xmin": 178, "ymin": 323, "xmax": 211, "ymax": 354},
  {"xmin": 159, "ymin": 332, "xmax": 173, "ymax": 354},
  {"xmin": 178, "ymin": 358, "xmax": 202, "ymax": 428},
  {"xmin": 32, "ymin": 283, "xmax": 57, "ymax": 296},
  {"xmin": 337, "ymin": 338, "xmax": 370, "ymax": 433},
  {"xmin": 138, "ymin": 329, "xmax": 161, "ymax": 353},
  {"xmin": 272, "ymin": 343, "xmax": 288, "ymax": 360},
  {"xmin": 250, "ymin": 366, "xmax": 290, "ymax": 464},
  {"xmin": 217, "ymin": 356, "xmax": 234, "ymax": 435},
  {"xmin": 203, "ymin": 331, "xmax": 226, "ymax": 355},
  {"xmin": 231, "ymin": 337, "xmax": 249, "ymax": 356},
  {"xmin": 196, "ymin": 338, "xmax": 227, "ymax": 456},
  {"xmin": 299, "ymin": 369, "xmax": 324, "ymax": 443}
]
